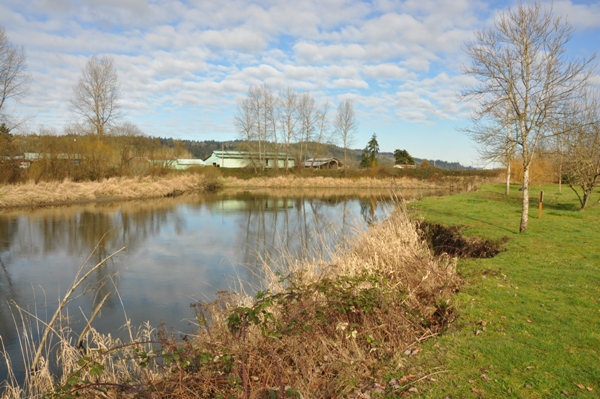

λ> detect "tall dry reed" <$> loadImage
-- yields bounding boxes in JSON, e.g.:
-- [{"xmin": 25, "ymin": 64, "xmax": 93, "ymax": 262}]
[
  {"xmin": 223, "ymin": 175, "xmax": 431, "ymax": 189},
  {"xmin": 0, "ymin": 175, "xmax": 213, "ymax": 208}
]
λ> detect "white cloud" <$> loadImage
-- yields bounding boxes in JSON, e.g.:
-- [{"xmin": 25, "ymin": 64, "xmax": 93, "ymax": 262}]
[
  {"xmin": 363, "ymin": 64, "xmax": 412, "ymax": 80},
  {"xmin": 551, "ymin": 1, "xmax": 600, "ymax": 30},
  {"xmin": 332, "ymin": 78, "xmax": 369, "ymax": 89}
]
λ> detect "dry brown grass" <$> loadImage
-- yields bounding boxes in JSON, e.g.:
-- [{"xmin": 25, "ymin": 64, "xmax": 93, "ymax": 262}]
[
  {"xmin": 1, "ymin": 203, "xmax": 460, "ymax": 399},
  {"xmin": 0, "ymin": 175, "xmax": 214, "ymax": 208},
  {"xmin": 185, "ymin": 204, "xmax": 460, "ymax": 398},
  {"xmin": 510, "ymin": 158, "xmax": 555, "ymax": 185},
  {"xmin": 1, "ymin": 317, "xmax": 159, "ymax": 399},
  {"xmin": 223, "ymin": 175, "xmax": 436, "ymax": 189}
]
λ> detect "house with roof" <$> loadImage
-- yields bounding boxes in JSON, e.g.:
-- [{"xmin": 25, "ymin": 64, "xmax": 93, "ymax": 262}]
[
  {"xmin": 304, "ymin": 158, "xmax": 344, "ymax": 170},
  {"xmin": 204, "ymin": 151, "xmax": 295, "ymax": 168}
]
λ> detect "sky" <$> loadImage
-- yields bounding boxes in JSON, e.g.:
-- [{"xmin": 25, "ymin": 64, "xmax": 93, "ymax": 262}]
[{"xmin": 1, "ymin": 0, "xmax": 599, "ymax": 166}]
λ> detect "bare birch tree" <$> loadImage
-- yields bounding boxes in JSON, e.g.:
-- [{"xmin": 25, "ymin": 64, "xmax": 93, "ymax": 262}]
[
  {"xmin": 235, "ymin": 97, "xmax": 258, "ymax": 172},
  {"xmin": 308, "ymin": 100, "xmax": 331, "ymax": 164},
  {"xmin": 235, "ymin": 84, "xmax": 278, "ymax": 171},
  {"xmin": 334, "ymin": 99, "xmax": 357, "ymax": 169},
  {"xmin": 71, "ymin": 55, "xmax": 121, "ymax": 137},
  {"xmin": 296, "ymin": 92, "xmax": 317, "ymax": 168},
  {"xmin": 548, "ymin": 106, "xmax": 571, "ymax": 193},
  {"xmin": 561, "ymin": 92, "xmax": 600, "ymax": 209},
  {"xmin": 465, "ymin": 105, "xmax": 517, "ymax": 194},
  {"xmin": 0, "ymin": 26, "xmax": 30, "ymax": 128},
  {"xmin": 461, "ymin": 2, "xmax": 595, "ymax": 232},
  {"xmin": 278, "ymin": 87, "xmax": 299, "ymax": 169},
  {"xmin": 260, "ymin": 84, "xmax": 279, "ymax": 169}
]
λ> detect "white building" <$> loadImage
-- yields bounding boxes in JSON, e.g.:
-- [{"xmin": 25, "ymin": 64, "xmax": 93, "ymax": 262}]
[{"xmin": 204, "ymin": 151, "xmax": 295, "ymax": 169}]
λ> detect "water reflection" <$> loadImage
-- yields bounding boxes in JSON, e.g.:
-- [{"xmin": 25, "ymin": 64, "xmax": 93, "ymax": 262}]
[{"xmin": 0, "ymin": 188, "xmax": 440, "ymax": 382}]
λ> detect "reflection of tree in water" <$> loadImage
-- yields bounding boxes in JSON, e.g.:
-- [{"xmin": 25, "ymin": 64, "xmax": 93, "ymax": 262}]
[
  {"xmin": 0, "ymin": 253, "xmax": 17, "ymax": 345},
  {"xmin": 0, "ymin": 217, "xmax": 19, "ymax": 252},
  {"xmin": 0, "ymin": 202, "xmax": 188, "ymax": 382},
  {"xmin": 0, "ymin": 204, "xmax": 186, "ymax": 312},
  {"xmin": 237, "ymin": 195, "xmax": 363, "ymax": 283},
  {"xmin": 0, "ymin": 217, "xmax": 19, "ymax": 344},
  {"xmin": 359, "ymin": 197, "xmax": 379, "ymax": 226}
]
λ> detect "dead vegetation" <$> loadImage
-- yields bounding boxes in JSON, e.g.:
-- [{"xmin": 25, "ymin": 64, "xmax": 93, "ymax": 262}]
[
  {"xmin": 1, "ymin": 205, "xmax": 462, "ymax": 399},
  {"xmin": 0, "ymin": 174, "xmax": 218, "ymax": 208},
  {"xmin": 222, "ymin": 174, "xmax": 484, "ymax": 192},
  {"xmin": 0, "ymin": 172, "xmax": 484, "ymax": 210}
]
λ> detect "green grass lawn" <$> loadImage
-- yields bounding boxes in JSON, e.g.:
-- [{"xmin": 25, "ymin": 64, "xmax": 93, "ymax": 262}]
[{"xmin": 404, "ymin": 184, "xmax": 600, "ymax": 398}]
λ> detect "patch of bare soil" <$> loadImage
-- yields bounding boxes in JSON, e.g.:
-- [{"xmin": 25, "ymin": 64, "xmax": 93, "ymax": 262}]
[{"xmin": 418, "ymin": 221, "xmax": 508, "ymax": 258}]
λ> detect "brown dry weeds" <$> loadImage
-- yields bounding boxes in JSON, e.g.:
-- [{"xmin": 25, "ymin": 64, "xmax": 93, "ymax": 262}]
[
  {"xmin": 223, "ymin": 175, "xmax": 463, "ymax": 189},
  {"xmin": 0, "ymin": 173, "xmax": 482, "ymax": 209},
  {"xmin": 153, "ymin": 206, "xmax": 461, "ymax": 398},
  {"xmin": 0, "ymin": 175, "xmax": 215, "ymax": 208}
]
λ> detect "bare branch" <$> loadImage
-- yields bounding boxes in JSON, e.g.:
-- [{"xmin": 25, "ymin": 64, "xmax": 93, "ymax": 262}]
[
  {"xmin": 70, "ymin": 55, "xmax": 121, "ymax": 137},
  {"xmin": 0, "ymin": 26, "xmax": 31, "ymax": 126},
  {"xmin": 461, "ymin": 2, "xmax": 596, "ymax": 232},
  {"xmin": 334, "ymin": 99, "xmax": 358, "ymax": 169}
]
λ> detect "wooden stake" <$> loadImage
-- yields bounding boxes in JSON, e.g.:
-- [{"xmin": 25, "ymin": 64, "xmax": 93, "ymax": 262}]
[{"xmin": 538, "ymin": 191, "xmax": 544, "ymax": 219}]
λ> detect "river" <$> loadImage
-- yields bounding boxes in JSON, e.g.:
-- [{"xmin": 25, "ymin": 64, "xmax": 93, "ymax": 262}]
[{"xmin": 0, "ymin": 187, "xmax": 444, "ymax": 384}]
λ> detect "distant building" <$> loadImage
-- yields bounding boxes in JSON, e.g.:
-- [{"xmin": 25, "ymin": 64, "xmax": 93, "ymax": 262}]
[
  {"xmin": 24, "ymin": 152, "xmax": 82, "ymax": 162},
  {"xmin": 304, "ymin": 158, "xmax": 344, "ymax": 169},
  {"xmin": 148, "ymin": 157, "xmax": 177, "ymax": 169},
  {"xmin": 204, "ymin": 151, "xmax": 295, "ymax": 168},
  {"xmin": 174, "ymin": 159, "xmax": 205, "ymax": 170},
  {"xmin": 146, "ymin": 157, "xmax": 205, "ymax": 169},
  {"xmin": 22, "ymin": 152, "xmax": 204, "ymax": 171},
  {"xmin": 393, "ymin": 164, "xmax": 416, "ymax": 169}
]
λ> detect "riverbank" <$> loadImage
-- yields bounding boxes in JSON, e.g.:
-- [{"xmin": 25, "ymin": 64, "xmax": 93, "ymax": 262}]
[
  {"xmin": 0, "ymin": 174, "xmax": 217, "ymax": 208},
  {"xmin": 222, "ymin": 174, "xmax": 481, "ymax": 190},
  {"xmin": 405, "ymin": 184, "xmax": 600, "ymax": 397},
  {"xmin": 0, "ymin": 172, "xmax": 486, "ymax": 209}
]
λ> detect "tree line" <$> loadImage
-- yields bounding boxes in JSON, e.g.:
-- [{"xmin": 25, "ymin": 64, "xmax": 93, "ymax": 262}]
[
  {"xmin": 234, "ymin": 83, "xmax": 358, "ymax": 172},
  {"xmin": 0, "ymin": 123, "xmax": 192, "ymax": 183}
]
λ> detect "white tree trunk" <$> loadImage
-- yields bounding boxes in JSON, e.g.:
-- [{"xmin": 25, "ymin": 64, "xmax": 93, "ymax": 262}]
[
  {"xmin": 558, "ymin": 162, "xmax": 562, "ymax": 193},
  {"xmin": 520, "ymin": 164, "xmax": 530, "ymax": 233},
  {"xmin": 505, "ymin": 161, "xmax": 511, "ymax": 195}
]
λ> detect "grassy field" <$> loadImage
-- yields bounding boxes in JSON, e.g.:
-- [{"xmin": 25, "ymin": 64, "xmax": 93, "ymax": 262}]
[{"xmin": 405, "ymin": 184, "xmax": 600, "ymax": 398}]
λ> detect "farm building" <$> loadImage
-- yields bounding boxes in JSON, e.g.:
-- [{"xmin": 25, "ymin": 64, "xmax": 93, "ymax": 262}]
[
  {"xmin": 304, "ymin": 158, "xmax": 344, "ymax": 169},
  {"xmin": 24, "ymin": 152, "xmax": 82, "ymax": 162},
  {"xmin": 146, "ymin": 157, "xmax": 205, "ymax": 169},
  {"xmin": 204, "ymin": 151, "xmax": 295, "ymax": 168},
  {"xmin": 175, "ymin": 159, "xmax": 205, "ymax": 170}
]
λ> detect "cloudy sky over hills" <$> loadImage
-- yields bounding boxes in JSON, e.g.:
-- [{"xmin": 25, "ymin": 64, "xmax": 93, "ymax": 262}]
[{"xmin": 1, "ymin": 0, "xmax": 599, "ymax": 165}]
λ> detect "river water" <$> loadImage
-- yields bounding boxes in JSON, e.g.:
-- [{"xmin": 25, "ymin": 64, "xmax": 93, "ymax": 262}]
[{"xmin": 0, "ymin": 187, "xmax": 443, "ymax": 383}]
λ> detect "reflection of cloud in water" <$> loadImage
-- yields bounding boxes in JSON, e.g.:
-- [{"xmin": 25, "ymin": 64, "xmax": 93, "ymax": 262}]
[{"xmin": 0, "ymin": 192, "xmax": 396, "ymax": 381}]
